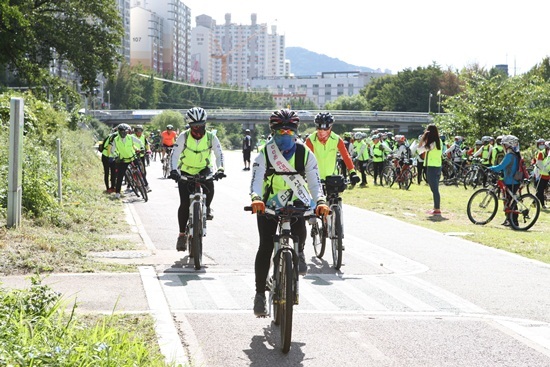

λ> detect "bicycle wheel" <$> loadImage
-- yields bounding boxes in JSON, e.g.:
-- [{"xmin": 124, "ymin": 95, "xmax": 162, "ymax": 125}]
[
  {"xmin": 163, "ymin": 161, "xmax": 169, "ymax": 179},
  {"xmin": 310, "ymin": 219, "xmax": 326, "ymax": 258},
  {"xmin": 366, "ymin": 161, "xmax": 374, "ymax": 177},
  {"xmin": 192, "ymin": 202, "xmax": 203, "ymax": 270},
  {"xmin": 279, "ymin": 250, "xmax": 294, "ymax": 353},
  {"xmin": 381, "ymin": 166, "xmax": 395, "ymax": 187},
  {"xmin": 398, "ymin": 169, "xmax": 413, "ymax": 190},
  {"xmin": 467, "ymin": 188, "xmax": 498, "ymax": 225},
  {"xmin": 509, "ymin": 193, "xmax": 540, "ymax": 231},
  {"xmin": 125, "ymin": 171, "xmax": 139, "ymax": 197},
  {"xmin": 330, "ymin": 205, "xmax": 343, "ymax": 270},
  {"xmin": 463, "ymin": 168, "xmax": 484, "ymax": 190},
  {"xmin": 133, "ymin": 171, "xmax": 148, "ymax": 202}
]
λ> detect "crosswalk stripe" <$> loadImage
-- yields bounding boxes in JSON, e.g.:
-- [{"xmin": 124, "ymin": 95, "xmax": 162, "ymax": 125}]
[
  {"xmin": 160, "ymin": 274, "xmax": 193, "ymax": 309},
  {"xmin": 300, "ymin": 278, "xmax": 339, "ymax": 311},
  {"xmin": 201, "ymin": 275, "xmax": 241, "ymax": 309},
  {"xmin": 326, "ymin": 276, "xmax": 389, "ymax": 311},
  {"xmin": 399, "ymin": 276, "xmax": 487, "ymax": 314},
  {"xmin": 368, "ymin": 276, "xmax": 437, "ymax": 312}
]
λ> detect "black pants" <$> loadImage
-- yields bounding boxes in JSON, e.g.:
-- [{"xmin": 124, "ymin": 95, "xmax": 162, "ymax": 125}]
[
  {"xmin": 357, "ymin": 160, "xmax": 368, "ymax": 184},
  {"xmin": 536, "ymin": 178, "xmax": 549, "ymax": 207},
  {"xmin": 101, "ymin": 154, "xmax": 115, "ymax": 190},
  {"xmin": 254, "ymin": 214, "xmax": 306, "ymax": 294},
  {"xmin": 177, "ymin": 171, "xmax": 214, "ymax": 233},
  {"xmin": 417, "ymin": 160, "xmax": 425, "ymax": 184},
  {"xmin": 114, "ymin": 161, "xmax": 130, "ymax": 194},
  {"xmin": 373, "ymin": 161, "xmax": 384, "ymax": 184}
]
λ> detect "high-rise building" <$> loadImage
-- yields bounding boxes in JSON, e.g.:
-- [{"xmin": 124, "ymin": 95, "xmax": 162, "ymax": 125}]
[
  {"xmin": 130, "ymin": 4, "xmax": 164, "ymax": 74},
  {"xmin": 190, "ymin": 13, "xmax": 286, "ymax": 87},
  {"xmin": 117, "ymin": 0, "xmax": 132, "ymax": 64}
]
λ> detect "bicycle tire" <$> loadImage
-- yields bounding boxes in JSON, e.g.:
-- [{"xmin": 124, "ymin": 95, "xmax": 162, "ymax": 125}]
[
  {"xmin": 125, "ymin": 171, "xmax": 139, "ymax": 197},
  {"xmin": 381, "ymin": 166, "xmax": 395, "ymax": 187},
  {"xmin": 330, "ymin": 205, "xmax": 343, "ymax": 270},
  {"xmin": 509, "ymin": 193, "xmax": 540, "ymax": 231},
  {"xmin": 467, "ymin": 188, "xmax": 498, "ymax": 225},
  {"xmin": 366, "ymin": 161, "xmax": 374, "ymax": 177},
  {"xmin": 163, "ymin": 161, "xmax": 169, "ymax": 179},
  {"xmin": 133, "ymin": 171, "xmax": 148, "ymax": 202},
  {"xmin": 192, "ymin": 202, "xmax": 203, "ymax": 270},
  {"xmin": 279, "ymin": 250, "xmax": 294, "ymax": 353},
  {"xmin": 311, "ymin": 219, "xmax": 326, "ymax": 258},
  {"xmin": 399, "ymin": 169, "xmax": 413, "ymax": 190}
]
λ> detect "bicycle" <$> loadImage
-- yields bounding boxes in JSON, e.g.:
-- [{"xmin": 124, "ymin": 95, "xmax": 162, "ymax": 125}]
[
  {"xmin": 463, "ymin": 157, "xmax": 488, "ymax": 190},
  {"xmin": 245, "ymin": 204, "xmax": 313, "ymax": 353},
  {"xmin": 441, "ymin": 158, "xmax": 469, "ymax": 186},
  {"xmin": 310, "ymin": 175, "xmax": 345, "ymax": 269},
  {"xmin": 382, "ymin": 156, "xmax": 413, "ymax": 190},
  {"xmin": 466, "ymin": 170, "xmax": 541, "ymax": 231},
  {"xmin": 162, "ymin": 146, "xmax": 174, "ymax": 179},
  {"xmin": 178, "ymin": 170, "xmax": 224, "ymax": 270},
  {"xmin": 124, "ymin": 154, "xmax": 148, "ymax": 202}
]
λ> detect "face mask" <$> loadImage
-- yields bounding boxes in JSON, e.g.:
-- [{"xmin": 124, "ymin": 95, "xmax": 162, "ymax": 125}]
[
  {"xmin": 274, "ymin": 134, "xmax": 295, "ymax": 152},
  {"xmin": 119, "ymin": 131, "xmax": 127, "ymax": 138},
  {"xmin": 190, "ymin": 126, "xmax": 206, "ymax": 139},
  {"xmin": 538, "ymin": 144, "xmax": 545, "ymax": 150}
]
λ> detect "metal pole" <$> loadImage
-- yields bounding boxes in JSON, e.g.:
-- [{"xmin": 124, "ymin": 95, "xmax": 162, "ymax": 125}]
[
  {"xmin": 8, "ymin": 98, "xmax": 24, "ymax": 228},
  {"xmin": 428, "ymin": 93, "xmax": 432, "ymax": 113},
  {"xmin": 56, "ymin": 138, "xmax": 62, "ymax": 203}
]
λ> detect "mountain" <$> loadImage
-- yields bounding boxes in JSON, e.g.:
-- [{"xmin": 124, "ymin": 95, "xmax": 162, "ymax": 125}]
[{"xmin": 285, "ymin": 46, "xmax": 379, "ymax": 76}]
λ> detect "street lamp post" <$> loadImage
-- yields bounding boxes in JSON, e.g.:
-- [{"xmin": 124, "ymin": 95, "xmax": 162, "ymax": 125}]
[
  {"xmin": 107, "ymin": 91, "xmax": 110, "ymax": 110},
  {"xmin": 428, "ymin": 93, "xmax": 433, "ymax": 113},
  {"xmin": 437, "ymin": 89, "xmax": 441, "ymax": 113}
]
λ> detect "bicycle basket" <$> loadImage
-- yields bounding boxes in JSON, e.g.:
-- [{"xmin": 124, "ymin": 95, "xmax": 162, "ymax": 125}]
[{"xmin": 325, "ymin": 175, "xmax": 346, "ymax": 193}]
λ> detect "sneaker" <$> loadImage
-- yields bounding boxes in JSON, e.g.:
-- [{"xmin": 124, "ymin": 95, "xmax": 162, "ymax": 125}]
[
  {"xmin": 253, "ymin": 293, "xmax": 268, "ymax": 317},
  {"xmin": 176, "ymin": 235, "xmax": 187, "ymax": 252},
  {"xmin": 501, "ymin": 220, "xmax": 511, "ymax": 227},
  {"xmin": 161, "ymin": 158, "xmax": 165, "ymax": 163},
  {"xmin": 298, "ymin": 252, "xmax": 308, "ymax": 276},
  {"xmin": 426, "ymin": 209, "xmax": 441, "ymax": 215},
  {"xmin": 108, "ymin": 187, "xmax": 115, "ymax": 194},
  {"xmin": 146, "ymin": 185, "xmax": 152, "ymax": 192},
  {"xmin": 206, "ymin": 207, "xmax": 214, "ymax": 220},
  {"xmin": 115, "ymin": 193, "xmax": 121, "ymax": 199}
]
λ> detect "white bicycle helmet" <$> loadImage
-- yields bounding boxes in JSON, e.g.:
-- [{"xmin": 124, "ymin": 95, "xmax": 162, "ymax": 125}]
[
  {"xmin": 186, "ymin": 107, "xmax": 207, "ymax": 126},
  {"xmin": 501, "ymin": 135, "xmax": 519, "ymax": 148}
]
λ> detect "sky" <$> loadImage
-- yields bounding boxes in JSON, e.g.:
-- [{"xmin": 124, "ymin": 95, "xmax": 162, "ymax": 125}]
[{"xmin": 181, "ymin": 0, "xmax": 549, "ymax": 75}]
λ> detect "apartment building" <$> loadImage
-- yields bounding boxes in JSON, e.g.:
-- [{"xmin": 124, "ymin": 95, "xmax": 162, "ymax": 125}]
[
  {"xmin": 130, "ymin": 4, "xmax": 164, "ymax": 73},
  {"xmin": 250, "ymin": 71, "xmax": 388, "ymax": 109}
]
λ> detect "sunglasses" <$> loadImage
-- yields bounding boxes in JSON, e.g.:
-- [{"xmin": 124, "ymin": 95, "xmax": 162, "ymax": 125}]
[
  {"xmin": 275, "ymin": 129, "xmax": 295, "ymax": 136},
  {"xmin": 316, "ymin": 124, "xmax": 331, "ymax": 130}
]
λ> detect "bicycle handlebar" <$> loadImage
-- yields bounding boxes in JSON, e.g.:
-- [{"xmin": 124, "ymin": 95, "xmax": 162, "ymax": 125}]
[{"xmin": 244, "ymin": 205, "xmax": 316, "ymax": 219}]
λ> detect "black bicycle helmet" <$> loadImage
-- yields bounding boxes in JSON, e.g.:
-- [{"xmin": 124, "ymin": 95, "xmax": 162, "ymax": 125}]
[
  {"xmin": 186, "ymin": 107, "xmax": 207, "ymax": 126},
  {"xmin": 269, "ymin": 108, "xmax": 300, "ymax": 131},
  {"xmin": 314, "ymin": 112, "xmax": 334, "ymax": 130},
  {"xmin": 117, "ymin": 123, "xmax": 130, "ymax": 132}
]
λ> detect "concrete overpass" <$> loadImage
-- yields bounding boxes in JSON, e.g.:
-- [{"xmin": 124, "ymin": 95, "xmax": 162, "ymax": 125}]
[{"xmin": 87, "ymin": 109, "xmax": 434, "ymax": 135}]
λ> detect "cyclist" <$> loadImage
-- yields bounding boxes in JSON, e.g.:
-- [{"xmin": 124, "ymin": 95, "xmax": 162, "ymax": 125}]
[
  {"xmin": 160, "ymin": 124, "xmax": 177, "ymax": 163},
  {"xmin": 473, "ymin": 136, "xmax": 493, "ymax": 166},
  {"xmin": 491, "ymin": 136, "xmax": 505, "ymax": 166},
  {"xmin": 533, "ymin": 138, "xmax": 550, "ymax": 209},
  {"xmin": 488, "ymin": 135, "xmax": 522, "ymax": 226},
  {"xmin": 256, "ymin": 134, "xmax": 267, "ymax": 152},
  {"xmin": 108, "ymin": 123, "xmax": 142, "ymax": 199},
  {"xmin": 340, "ymin": 132, "xmax": 355, "ymax": 179},
  {"xmin": 131, "ymin": 124, "xmax": 151, "ymax": 192},
  {"xmin": 169, "ymin": 107, "xmax": 225, "ymax": 252},
  {"xmin": 370, "ymin": 133, "xmax": 391, "ymax": 185},
  {"xmin": 446, "ymin": 136, "xmax": 467, "ymax": 175},
  {"xmin": 351, "ymin": 132, "xmax": 369, "ymax": 186},
  {"xmin": 100, "ymin": 127, "xmax": 117, "ymax": 193},
  {"xmin": 304, "ymin": 112, "xmax": 360, "ymax": 185},
  {"xmin": 249, "ymin": 108, "xmax": 329, "ymax": 317},
  {"xmin": 150, "ymin": 130, "xmax": 161, "ymax": 161}
]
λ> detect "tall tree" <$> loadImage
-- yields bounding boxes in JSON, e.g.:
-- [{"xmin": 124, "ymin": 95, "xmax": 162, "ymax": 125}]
[{"xmin": 0, "ymin": 0, "xmax": 123, "ymax": 92}]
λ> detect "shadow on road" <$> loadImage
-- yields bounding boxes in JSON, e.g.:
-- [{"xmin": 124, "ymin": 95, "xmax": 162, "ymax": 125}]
[{"xmin": 244, "ymin": 325, "xmax": 306, "ymax": 366}]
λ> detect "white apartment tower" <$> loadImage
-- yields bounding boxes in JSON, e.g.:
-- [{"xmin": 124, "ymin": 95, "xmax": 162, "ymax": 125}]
[
  {"xmin": 130, "ymin": 4, "xmax": 164, "ymax": 73},
  {"xmin": 136, "ymin": 0, "xmax": 192, "ymax": 80},
  {"xmin": 190, "ymin": 13, "xmax": 286, "ymax": 87},
  {"xmin": 117, "ymin": 0, "xmax": 132, "ymax": 64}
]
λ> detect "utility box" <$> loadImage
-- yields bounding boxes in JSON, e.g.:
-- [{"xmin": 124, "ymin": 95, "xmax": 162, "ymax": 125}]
[{"xmin": 8, "ymin": 97, "xmax": 24, "ymax": 228}]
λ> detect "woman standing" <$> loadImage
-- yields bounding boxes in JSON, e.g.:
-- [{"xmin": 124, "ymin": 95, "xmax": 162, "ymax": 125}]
[{"xmin": 417, "ymin": 124, "xmax": 443, "ymax": 215}]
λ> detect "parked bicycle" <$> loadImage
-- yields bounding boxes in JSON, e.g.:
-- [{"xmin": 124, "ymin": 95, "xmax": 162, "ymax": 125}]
[
  {"xmin": 245, "ymin": 204, "xmax": 313, "ymax": 353},
  {"xmin": 310, "ymin": 175, "xmax": 346, "ymax": 269},
  {"xmin": 124, "ymin": 154, "xmax": 148, "ymax": 202},
  {"xmin": 180, "ymin": 170, "xmax": 224, "ymax": 270},
  {"xmin": 467, "ymin": 170, "xmax": 540, "ymax": 231},
  {"xmin": 381, "ymin": 155, "xmax": 413, "ymax": 190},
  {"xmin": 441, "ymin": 158, "xmax": 469, "ymax": 186},
  {"xmin": 463, "ymin": 157, "xmax": 488, "ymax": 189}
]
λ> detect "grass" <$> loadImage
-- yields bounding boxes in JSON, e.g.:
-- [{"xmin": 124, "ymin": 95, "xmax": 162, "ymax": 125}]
[{"xmin": 342, "ymin": 180, "xmax": 550, "ymax": 263}]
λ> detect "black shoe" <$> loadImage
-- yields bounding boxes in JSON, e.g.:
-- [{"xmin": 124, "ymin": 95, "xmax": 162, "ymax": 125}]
[
  {"xmin": 176, "ymin": 235, "xmax": 187, "ymax": 251},
  {"xmin": 501, "ymin": 220, "xmax": 510, "ymax": 227},
  {"xmin": 253, "ymin": 293, "xmax": 268, "ymax": 317},
  {"xmin": 298, "ymin": 252, "xmax": 307, "ymax": 276},
  {"xmin": 206, "ymin": 208, "xmax": 214, "ymax": 220}
]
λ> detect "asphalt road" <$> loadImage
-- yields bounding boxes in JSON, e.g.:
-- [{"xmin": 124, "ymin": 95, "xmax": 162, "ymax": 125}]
[{"xmin": 3, "ymin": 149, "xmax": 550, "ymax": 367}]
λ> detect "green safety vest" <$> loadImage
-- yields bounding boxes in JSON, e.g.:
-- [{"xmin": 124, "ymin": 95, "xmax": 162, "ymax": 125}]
[
  {"xmin": 177, "ymin": 131, "xmax": 213, "ymax": 175},
  {"xmin": 372, "ymin": 142, "xmax": 384, "ymax": 162},
  {"xmin": 308, "ymin": 132, "xmax": 339, "ymax": 179},
  {"xmin": 492, "ymin": 145, "xmax": 504, "ymax": 165},
  {"xmin": 481, "ymin": 145, "xmax": 491, "ymax": 164},
  {"xmin": 113, "ymin": 135, "xmax": 136, "ymax": 162},
  {"xmin": 425, "ymin": 141, "xmax": 442, "ymax": 167},
  {"xmin": 353, "ymin": 140, "xmax": 369, "ymax": 161},
  {"xmin": 261, "ymin": 145, "xmax": 310, "ymax": 204}
]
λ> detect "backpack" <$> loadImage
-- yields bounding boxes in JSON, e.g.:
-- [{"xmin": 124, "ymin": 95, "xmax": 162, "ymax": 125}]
[{"xmin": 513, "ymin": 153, "xmax": 529, "ymax": 181}]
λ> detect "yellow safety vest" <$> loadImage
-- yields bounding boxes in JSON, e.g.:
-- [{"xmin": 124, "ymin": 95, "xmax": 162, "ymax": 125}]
[
  {"xmin": 113, "ymin": 135, "xmax": 136, "ymax": 163},
  {"xmin": 308, "ymin": 132, "xmax": 339, "ymax": 179},
  {"xmin": 262, "ymin": 146, "xmax": 310, "ymax": 204},
  {"xmin": 177, "ymin": 131, "xmax": 213, "ymax": 175},
  {"xmin": 425, "ymin": 140, "xmax": 442, "ymax": 167},
  {"xmin": 372, "ymin": 142, "xmax": 384, "ymax": 162}
]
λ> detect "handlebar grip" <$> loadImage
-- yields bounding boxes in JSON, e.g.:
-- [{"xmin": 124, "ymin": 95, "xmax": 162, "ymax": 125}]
[{"xmin": 244, "ymin": 206, "xmax": 252, "ymax": 212}]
